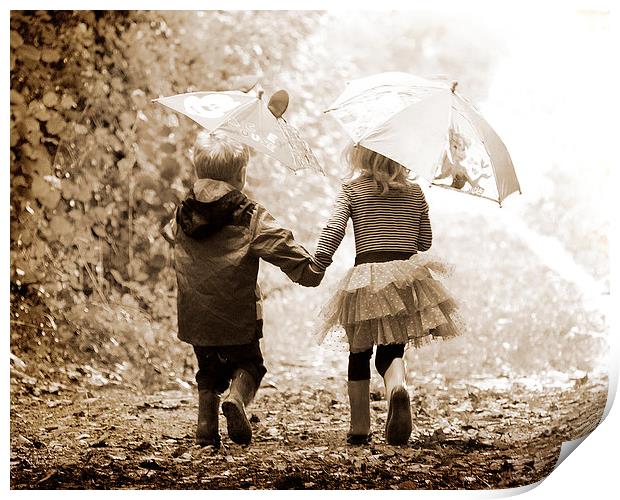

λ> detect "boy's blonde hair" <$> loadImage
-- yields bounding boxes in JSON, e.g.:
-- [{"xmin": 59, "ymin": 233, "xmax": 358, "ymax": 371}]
[
  {"xmin": 192, "ymin": 131, "xmax": 250, "ymax": 181},
  {"xmin": 345, "ymin": 143, "xmax": 410, "ymax": 195}
]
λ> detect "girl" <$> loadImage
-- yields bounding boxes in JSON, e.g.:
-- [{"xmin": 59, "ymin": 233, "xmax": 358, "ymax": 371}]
[{"xmin": 313, "ymin": 143, "xmax": 461, "ymax": 445}]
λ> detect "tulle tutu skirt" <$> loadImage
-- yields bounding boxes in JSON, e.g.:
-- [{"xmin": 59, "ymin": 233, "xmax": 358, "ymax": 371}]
[{"xmin": 315, "ymin": 255, "xmax": 463, "ymax": 352}]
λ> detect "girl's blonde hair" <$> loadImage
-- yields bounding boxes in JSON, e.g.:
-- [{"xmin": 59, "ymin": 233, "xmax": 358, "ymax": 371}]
[{"xmin": 345, "ymin": 143, "xmax": 410, "ymax": 195}]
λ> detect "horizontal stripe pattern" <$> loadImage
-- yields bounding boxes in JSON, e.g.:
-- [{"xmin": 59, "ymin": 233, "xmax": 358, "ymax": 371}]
[{"xmin": 315, "ymin": 176, "xmax": 432, "ymax": 270}]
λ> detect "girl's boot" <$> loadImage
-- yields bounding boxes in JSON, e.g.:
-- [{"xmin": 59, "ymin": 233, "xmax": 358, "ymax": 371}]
[
  {"xmin": 196, "ymin": 390, "xmax": 221, "ymax": 448},
  {"xmin": 347, "ymin": 379, "xmax": 371, "ymax": 444},
  {"xmin": 383, "ymin": 358, "xmax": 412, "ymax": 445},
  {"xmin": 221, "ymin": 369, "xmax": 256, "ymax": 445}
]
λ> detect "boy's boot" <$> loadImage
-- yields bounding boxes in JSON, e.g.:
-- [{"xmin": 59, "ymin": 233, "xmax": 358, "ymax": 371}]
[
  {"xmin": 221, "ymin": 369, "xmax": 256, "ymax": 445},
  {"xmin": 383, "ymin": 358, "xmax": 412, "ymax": 445},
  {"xmin": 347, "ymin": 379, "xmax": 371, "ymax": 445},
  {"xmin": 196, "ymin": 390, "xmax": 221, "ymax": 448}
]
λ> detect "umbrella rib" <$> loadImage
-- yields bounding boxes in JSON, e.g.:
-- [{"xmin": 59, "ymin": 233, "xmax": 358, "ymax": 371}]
[
  {"xmin": 209, "ymin": 97, "xmax": 258, "ymax": 131},
  {"xmin": 326, "ymin": 82, "xmax": 441, "ymax": 111},
  {"xmin": 152, "ymin": 90, "xmax": 213, "ymax": 103},
  {"xmin": 355, "ymin": 97, "xmax": 427, "ymax": 144},
  {"xmin": 357, "ymin": 87, "xmax": 451, "ymax": 145}
]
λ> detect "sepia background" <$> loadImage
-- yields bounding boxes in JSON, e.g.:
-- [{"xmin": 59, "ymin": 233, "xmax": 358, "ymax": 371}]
[{"xmin": 9, "ymin": 8, "xmax": 611, "ymax": 489}]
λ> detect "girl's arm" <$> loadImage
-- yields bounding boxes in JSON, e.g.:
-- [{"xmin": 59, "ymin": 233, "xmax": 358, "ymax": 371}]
[
  {"xmin": 314, "ymin": 186, "xmax": 352, "ymax": 271},
  {"xmin": 417, "ymin": 189, "xmax": 432, "ymax": 252}
]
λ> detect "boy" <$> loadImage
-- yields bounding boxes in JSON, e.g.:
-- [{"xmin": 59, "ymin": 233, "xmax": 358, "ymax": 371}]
[{"xmin": 163, "ymin": 131, "xmax": 322, "ymax": 447}]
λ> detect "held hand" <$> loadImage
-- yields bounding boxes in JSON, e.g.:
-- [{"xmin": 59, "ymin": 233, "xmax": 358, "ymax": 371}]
[{"xmin": 299, "ymin": 261, "xmax": 324, "ymax": 287}]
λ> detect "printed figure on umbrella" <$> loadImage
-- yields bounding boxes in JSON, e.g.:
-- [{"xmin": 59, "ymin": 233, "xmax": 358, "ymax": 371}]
[{"xmin": 434, "ymin": 127, "xmax": 493, "ymax": 195}]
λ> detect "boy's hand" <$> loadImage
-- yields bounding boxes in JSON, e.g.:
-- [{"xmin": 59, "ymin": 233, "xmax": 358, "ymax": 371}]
[
  {"xmin": 160, "ymin": 218, "xmax": 176, "ymax": 246},
  {"xmin": 299, "ymin": 261, "xmax": 324, "ymax": 288}
]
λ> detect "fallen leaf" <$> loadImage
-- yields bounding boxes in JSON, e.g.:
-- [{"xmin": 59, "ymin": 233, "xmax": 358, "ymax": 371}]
[
  {"xmin": 42, "ymin": 91, "xmax": 59, "ymax": 107},
  {"xmin": 41, "ymin": 48, "xmax": 61, "ymax": 63},
  {"xmin": 139, "ymin": 458, "xmax": 165, "ymax": 470},
  {"xmin": 36, "ymin": 469, "xmax": 58, "ymax": 485},
  {"xmin": 395, "ymin": 480, "xmax": 416, "ymax": 489},
  {"xmin": 90, "ymin": 433, "xmax": 110, "ymax": 447}
]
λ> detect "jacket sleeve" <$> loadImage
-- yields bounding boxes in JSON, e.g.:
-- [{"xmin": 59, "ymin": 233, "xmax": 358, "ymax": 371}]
[
  {"xmin": 249, "ymin": 204, "xmax": 324, "ymax": 287},
  {"xmin": 159, "ymin": 209, "xmax": 178, "ymax": 246},
  {"xmin": 416, "ymin": 188, "xmax": 432, "ymax": 252},
  {"xmin": 313, "ymin": 185, "xmax": 351, "ymax": 271}
]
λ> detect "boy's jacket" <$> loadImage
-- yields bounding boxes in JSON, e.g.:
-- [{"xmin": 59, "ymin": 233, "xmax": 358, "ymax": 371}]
[
  {"xmin": 173, "ymin": 178, "xmax": 320, "ymax": 347},
  {"xmin": 177, "ymin": 189, "xmax": 252, "ymax": 240}
]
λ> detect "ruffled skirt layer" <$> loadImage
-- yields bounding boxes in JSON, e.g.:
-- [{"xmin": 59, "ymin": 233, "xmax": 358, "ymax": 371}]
[{"xmin": 315, "ymin": 256, "xmax": 463, "ymax": 352}]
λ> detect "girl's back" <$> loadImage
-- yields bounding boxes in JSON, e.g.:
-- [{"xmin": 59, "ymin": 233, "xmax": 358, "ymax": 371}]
[
  {"xmin": 345, "ymin": 175, "xmax": 431, "ymax": 256},
  {"xmin": 315, "ymin": 174, "xmax": 432, "ymax": 270}
]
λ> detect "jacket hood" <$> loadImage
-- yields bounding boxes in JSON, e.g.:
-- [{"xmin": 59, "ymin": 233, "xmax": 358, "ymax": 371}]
[
  {"xmin": 177, "ymin": 180, "xmax": 249, "ymax": 239},
  {"xmin": 193, "ymin": 178, "xmax": 237, "ymax": 203}
]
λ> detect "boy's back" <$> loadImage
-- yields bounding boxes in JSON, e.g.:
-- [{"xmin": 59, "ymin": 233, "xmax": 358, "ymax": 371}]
[
  {"xmin": 174, "ymin": 177, "xmax": 316, "ymax": 346},
  {"xmin": 168, "ymin": 130, "xmax": 322, "ymax": 448}
]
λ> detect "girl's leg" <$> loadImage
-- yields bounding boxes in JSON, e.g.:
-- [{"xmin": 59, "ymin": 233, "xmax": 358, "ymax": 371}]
[
  {"xmin": 376, "ymin": 344, "xmax": 412, "ymax": 445},
  {"xmin": 347, "ymin": 349, "xmax": 373, "ymax": 442},
  {"xmin": 375, "ymin": 344, "xmax": 405, "ymax": 380}
]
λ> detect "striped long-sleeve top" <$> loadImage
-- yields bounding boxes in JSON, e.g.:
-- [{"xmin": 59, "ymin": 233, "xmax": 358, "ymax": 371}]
[{"xmin": 314, "ymin": 176, "xmax": 432, "ymax": 271}]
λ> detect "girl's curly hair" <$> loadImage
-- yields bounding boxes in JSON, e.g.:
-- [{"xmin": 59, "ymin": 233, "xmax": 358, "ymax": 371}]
[{"xmin": 345, "ymin": 142, "xmax": 410, "ymax": 195}]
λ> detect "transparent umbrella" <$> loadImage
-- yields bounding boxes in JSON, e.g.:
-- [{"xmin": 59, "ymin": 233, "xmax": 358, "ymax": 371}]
[
  {"xmin": 325, "ymin": 72, "xmax": 520, "ymax": 205},
  {"xmin": 154, "ymin": 86, "xmax": 324, "ymax": 174}
]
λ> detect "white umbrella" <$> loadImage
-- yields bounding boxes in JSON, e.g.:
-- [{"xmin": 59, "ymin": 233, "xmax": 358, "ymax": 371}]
[
  {"xmin": 325, "ymin": 72, "xmax": 520, "ymax": 205},
  {"xmin": 154, "ymin": 87, "xmax": 323, "ymax": 174}
]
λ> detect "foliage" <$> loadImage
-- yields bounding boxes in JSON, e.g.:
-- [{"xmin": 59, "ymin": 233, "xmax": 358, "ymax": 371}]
[{"xmin": 10, "ymin": 10, "xmax": 324, "ymax": 390}]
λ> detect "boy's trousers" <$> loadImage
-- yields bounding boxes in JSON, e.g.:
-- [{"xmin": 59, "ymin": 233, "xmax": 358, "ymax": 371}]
[{"xmin": 192, "ymin": 321, "xmax": 267, "ymax": 393}]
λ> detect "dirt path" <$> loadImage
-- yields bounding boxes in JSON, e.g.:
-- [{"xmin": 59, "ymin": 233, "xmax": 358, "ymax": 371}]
[{"xmin": 10, "ymin": 363, "xmax": 606, "ymax": 490}]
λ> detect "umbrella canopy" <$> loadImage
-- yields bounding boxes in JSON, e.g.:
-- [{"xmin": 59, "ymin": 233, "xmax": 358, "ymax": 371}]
[
  {"xmin": 325, "ymin": 72, "xmax": 520, "ymax": 204},
  {"xmin": 153, "ymin": 89, "xmax": 323, "ymax": 174}
]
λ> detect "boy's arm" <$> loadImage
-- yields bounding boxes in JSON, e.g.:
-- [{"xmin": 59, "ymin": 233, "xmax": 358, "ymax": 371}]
[{"xmin": 249, "ymin": 205, "xmax": 324, "ymax": 287}]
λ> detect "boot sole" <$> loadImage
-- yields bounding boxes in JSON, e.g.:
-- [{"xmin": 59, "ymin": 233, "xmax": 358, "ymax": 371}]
[
  {"xmin": 347, "ymin": 432, "xmax": 372, "ymax": 445},
  {"xmin": 385, "ymin": 387, "xmax": 412, "ymax": 445},
  {"xmin": 222, "ymin": 399, "xmax": 252, "ymax": 445},
  {"xmin": 196, "ymin": 434, "xmax": 221, "ymax": 448}
]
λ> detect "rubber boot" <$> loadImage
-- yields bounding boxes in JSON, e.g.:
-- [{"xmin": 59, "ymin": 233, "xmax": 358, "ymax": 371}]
[
  {"xmin": 383, "ymin": 358, "xmax": 412, "ymax": 445},
  {"xmin": 196, "ymin": 390, "xmax": 221, "ymax": 448},
  {"xmin": 346, "ymin": 380, "xmax": 371, "ymax": 445},
  {"xmin": 221, "ymin": 369, "xmax": 256, "ymax": 445}
]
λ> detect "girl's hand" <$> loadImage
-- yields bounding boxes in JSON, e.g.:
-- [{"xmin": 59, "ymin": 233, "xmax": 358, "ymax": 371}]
[{"xmin": 299, "ymin": 261, "xmax": 324, "ymax": 287}]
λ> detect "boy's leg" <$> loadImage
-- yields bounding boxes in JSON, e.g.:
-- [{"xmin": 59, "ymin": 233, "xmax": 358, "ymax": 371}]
[
  {"xmin": 193, "ymin": 346, "xmax": 232, "ymax": 448},
  {"xmin": 221, "ymin": 328, "xmax": 266, "ymax": 445},
  {"xmin": 347, "ymin": 347, "xmax": 372, "ymax": 443},
  {"xmin": 376, "ymin": 344, "xmax": 412, "ymax": 445}
]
